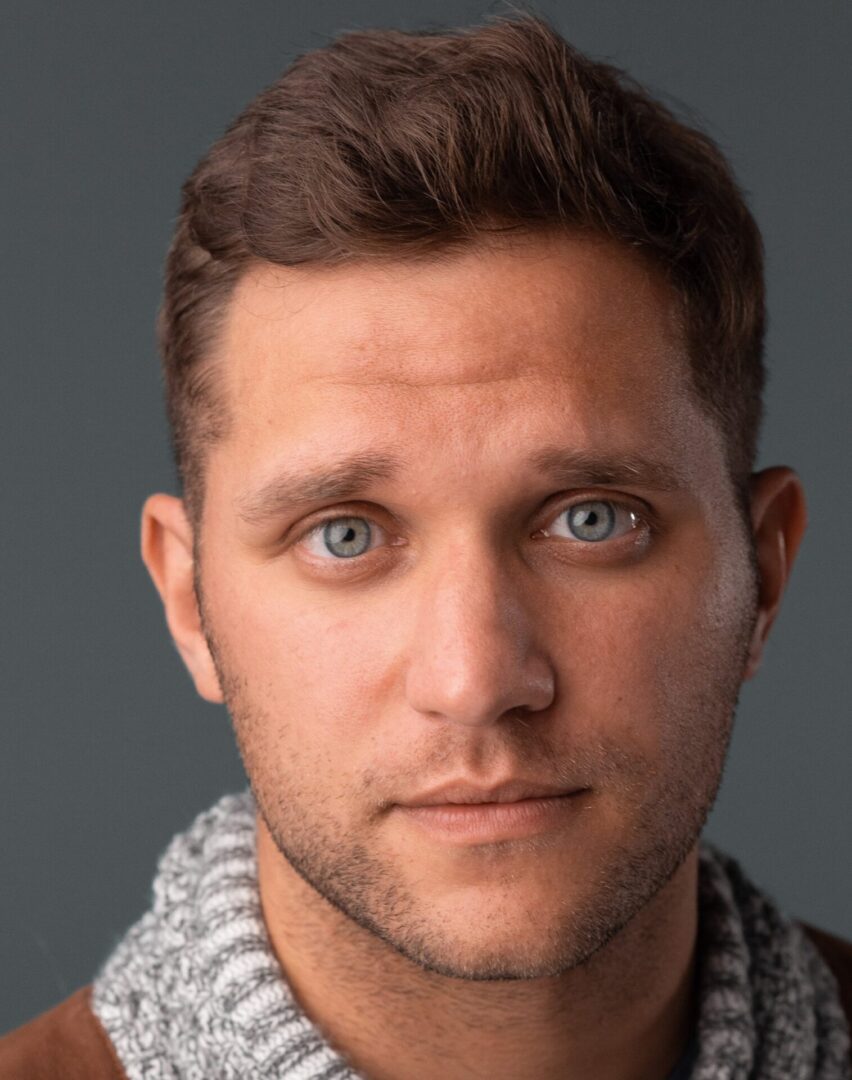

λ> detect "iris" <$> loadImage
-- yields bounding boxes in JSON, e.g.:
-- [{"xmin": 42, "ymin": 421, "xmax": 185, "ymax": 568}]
[
  {"xmin": 566, "ymin": 502, "xmax": 616, "ymax": 542},
  {"xmin": 322, "ymin": 517, "xmax": 373, "ymax": 558}
]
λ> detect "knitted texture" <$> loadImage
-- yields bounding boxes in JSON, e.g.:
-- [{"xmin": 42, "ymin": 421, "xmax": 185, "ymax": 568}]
[{"xmin": 92, "ymin": 792, "xmax": 851, "ymax": 1079}]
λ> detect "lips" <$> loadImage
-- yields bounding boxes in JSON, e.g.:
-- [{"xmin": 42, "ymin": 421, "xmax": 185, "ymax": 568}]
[
  {"xmin": 399, "ymin": 778, "xmax": 581, "ymax": 807},
  {"xmin": 396, "ymin": 785, "xmax": 587, "ymax": 843}
]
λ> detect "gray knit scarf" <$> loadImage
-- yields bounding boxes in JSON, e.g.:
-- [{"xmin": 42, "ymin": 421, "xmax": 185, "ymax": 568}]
[{"xmin": 92, "ymin": 792, "xmax": 850, "ymax": 1079}]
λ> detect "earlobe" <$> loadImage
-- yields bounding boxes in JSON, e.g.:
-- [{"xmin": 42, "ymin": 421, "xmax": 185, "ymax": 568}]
[
  {"xmin": 140, "ymin": 494, "xmax": 224, "ymax": 704},
  {"xmin": 742, "ymin": 467, "xmax": 807, "ymax": 680}
]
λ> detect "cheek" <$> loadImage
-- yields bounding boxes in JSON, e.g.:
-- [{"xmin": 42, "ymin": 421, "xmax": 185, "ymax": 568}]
[
  {"xmin": 213, "ymin": 570, "xmax": 395, "ymax": 753},
  {"xmin": 553, "ymin": 548, "xmax": 752, "ymax": 759}
]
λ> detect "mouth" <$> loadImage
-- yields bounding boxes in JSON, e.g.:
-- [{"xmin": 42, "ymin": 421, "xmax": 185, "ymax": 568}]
[{"xmin": 396, "ymin": 782, "xmax": 589, "ymax": 843}]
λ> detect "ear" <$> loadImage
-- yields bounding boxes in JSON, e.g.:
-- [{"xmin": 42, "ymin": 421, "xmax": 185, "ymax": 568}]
[
  {"xmin": 742, "ymin": 467, "xmax": 807, "ymax": 680},
  {"xmin": 140, "ymin": 493, "xmax": 224, "ymax": 704}
]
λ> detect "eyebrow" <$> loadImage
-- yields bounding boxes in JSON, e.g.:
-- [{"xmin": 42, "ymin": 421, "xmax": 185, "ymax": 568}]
[
  {"xmin": 236, "ymin": 451, "xmax": 401, "ymax": 524},
  {"xmin": 527, "ymin": 446, "xmax": 685, "ymax": 493},
  {"xmin": 235, "ymin": 446, "xmax": 685, "ymax": 525}
]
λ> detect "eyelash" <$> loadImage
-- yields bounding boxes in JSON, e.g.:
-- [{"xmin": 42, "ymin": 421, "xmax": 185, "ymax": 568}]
[{"xmin": 292, "ymin": 496, "xmax": 654, "ymax": 565}]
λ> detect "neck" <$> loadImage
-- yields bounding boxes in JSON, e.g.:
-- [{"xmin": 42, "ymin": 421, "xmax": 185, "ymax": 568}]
[{"xmin": 257, "ymin": 818, "xmax": 698, "ymax": 1080}]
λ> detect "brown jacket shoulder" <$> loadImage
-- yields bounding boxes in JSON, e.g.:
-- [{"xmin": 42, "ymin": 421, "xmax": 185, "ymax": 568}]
[
  {"xmin": 802, "ymin": 921, "xmax": 852, "ymax": 1032},
  {"xmin": 0, "ymin": 985, "xmax": 125, "ymax": 1079},
  {"xmin": 1, "ymin": 923, "xmax": 850, "ymax": 1077}
]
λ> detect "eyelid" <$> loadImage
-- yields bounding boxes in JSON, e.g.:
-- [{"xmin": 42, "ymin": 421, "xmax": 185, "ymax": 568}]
[
  {"xmin": 544, "ymin": 501, "xmax": 639, "ymax": 535},
  {"xmin": 541, "ymin": 493, "xmax": 652, "ymax": 537},
  {"xmin": 285, "ymin": 503, "xmax": 382, "ymax": 542}
]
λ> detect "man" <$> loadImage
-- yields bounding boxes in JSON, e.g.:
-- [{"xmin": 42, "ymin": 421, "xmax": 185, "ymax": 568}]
[{"xmin": 2, "ymin": 13, "xmax": 850, "ymax": 1079}]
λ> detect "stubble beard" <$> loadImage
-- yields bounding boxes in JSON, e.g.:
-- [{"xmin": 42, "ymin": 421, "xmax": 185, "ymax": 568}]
[
  {"xmin": 236, "ymin": 703, "xmax": 739, "ymax": 983},
  {"xmin": 194, "ymin": 549, "xmax": 756, "ymax": 983}
]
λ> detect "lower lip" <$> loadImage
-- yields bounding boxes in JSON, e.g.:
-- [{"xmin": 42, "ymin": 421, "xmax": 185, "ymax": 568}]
[{"xmin": 398, "ymin": 793, "xmax": 585, "ymax": 843}]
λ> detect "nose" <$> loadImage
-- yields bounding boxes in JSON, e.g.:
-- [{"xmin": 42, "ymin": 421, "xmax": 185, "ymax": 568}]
[{"xmin": 404, "ymin": 540, "xmax": 556, "ymax": 726}]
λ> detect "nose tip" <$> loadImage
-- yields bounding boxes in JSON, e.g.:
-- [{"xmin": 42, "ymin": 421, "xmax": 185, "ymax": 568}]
[
  {"xmin": 410, "ymin": 659, "xmax": 555, "ymax": 726},
  {"xmin": 403, "ymin": 557, "xmax": 556, "ymax": 727}
]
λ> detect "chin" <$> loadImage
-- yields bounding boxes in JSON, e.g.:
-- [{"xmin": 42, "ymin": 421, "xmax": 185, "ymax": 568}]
[
  {"xmin": 367, "ymin": 877, "xmax": 617, "ymax": 982},
  {"xmin": 384, "ymin": 915, "xmax": 608, "ymax": 982}
]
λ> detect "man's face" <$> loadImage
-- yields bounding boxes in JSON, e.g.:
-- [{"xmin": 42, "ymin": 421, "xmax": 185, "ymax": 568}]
[{"xmin": 196, "ymin": 232, "xmax": 757, "ymax": 980}]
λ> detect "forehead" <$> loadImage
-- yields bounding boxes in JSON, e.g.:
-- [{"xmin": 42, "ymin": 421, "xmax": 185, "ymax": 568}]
[{"xmin": 211, "ymin": 232, "xmax": 718, "ymax": 484}]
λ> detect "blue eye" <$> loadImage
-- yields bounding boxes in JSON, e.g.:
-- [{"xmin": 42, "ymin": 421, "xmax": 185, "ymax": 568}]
[
  {"xmin": 317, "ymin": 517, "xmax": 374, "ymax": 558},
  {"xmin": 566, "ymin": 501, "xmax": 615, "ymax": 541},
  {"xmin": 550, "ymin": 501, "xmax": 639, "ymax": 543}
]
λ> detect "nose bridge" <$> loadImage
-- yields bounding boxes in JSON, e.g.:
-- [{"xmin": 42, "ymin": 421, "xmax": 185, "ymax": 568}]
[{"xmin": 404, "ymin": 534, "xmax": 555, "ymax": 725}]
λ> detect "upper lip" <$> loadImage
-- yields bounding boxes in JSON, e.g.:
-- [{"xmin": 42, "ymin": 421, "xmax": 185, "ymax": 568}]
[{"xmin": 400, "ymin": 779, "xmax": 582, "ymax": 806}]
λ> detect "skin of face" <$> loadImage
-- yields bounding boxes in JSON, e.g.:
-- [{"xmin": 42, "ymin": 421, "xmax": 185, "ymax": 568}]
[{"xmin": 142, "ymin": 230, "xmax": 806, "ymax": 1080}]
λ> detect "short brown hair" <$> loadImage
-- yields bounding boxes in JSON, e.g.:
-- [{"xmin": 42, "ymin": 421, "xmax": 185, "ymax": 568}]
[{"xmin": 159, "ymin": 14, "xmax": 764, "ymax": 526}]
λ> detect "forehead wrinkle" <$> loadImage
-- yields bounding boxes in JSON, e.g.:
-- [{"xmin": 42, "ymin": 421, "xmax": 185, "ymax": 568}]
[{"xmin": 305, "ymin": 369, "xmax": 546, "ymax": 390}]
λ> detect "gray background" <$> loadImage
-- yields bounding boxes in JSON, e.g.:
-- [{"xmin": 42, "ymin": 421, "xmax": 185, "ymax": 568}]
[{"xmin": 2, "ymin": 0, "xmax": 849, "ymax": 1035}]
